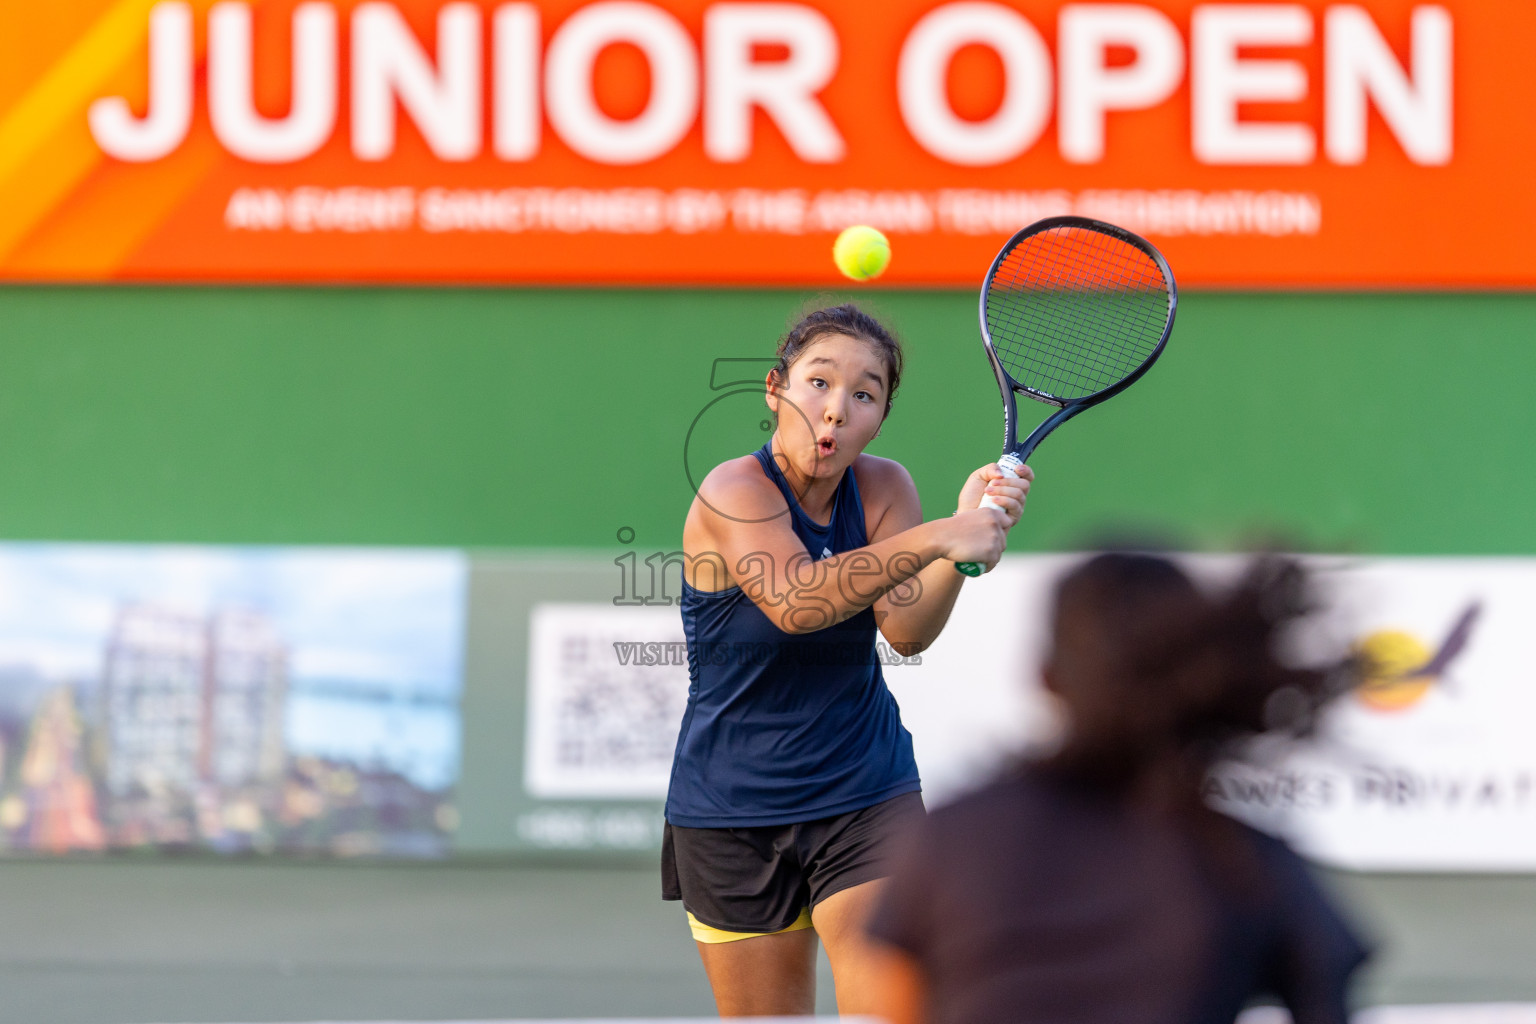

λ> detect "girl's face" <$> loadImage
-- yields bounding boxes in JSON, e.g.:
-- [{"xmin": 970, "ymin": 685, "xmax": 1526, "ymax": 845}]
[{"xmin": 767, "ymin": 332, "xmax": 889, "ymax": 481}]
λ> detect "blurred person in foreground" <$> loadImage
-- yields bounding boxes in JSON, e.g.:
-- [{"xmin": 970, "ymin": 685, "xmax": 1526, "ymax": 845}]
[{"xmin": 866, "ymin": 552, "xmax": 1369, "ymax": 1024}]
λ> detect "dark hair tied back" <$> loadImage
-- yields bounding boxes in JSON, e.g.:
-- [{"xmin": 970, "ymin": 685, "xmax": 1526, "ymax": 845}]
[{"xmin": 773, "ymin": 304, "xmax": 903, "ymax": 416}]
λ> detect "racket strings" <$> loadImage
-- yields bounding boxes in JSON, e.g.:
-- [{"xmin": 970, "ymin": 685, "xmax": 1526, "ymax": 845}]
[
  {"xmin": 991, "ymin": 237, "xmax": 1164, "ymax": 395},
  {"xmin": 990, "ymin": 247, "xmax": 1164, "ymax": 395},
  {"xmin": 986, "ymin": 226, "xmax": 1170, "ymax": 401}
]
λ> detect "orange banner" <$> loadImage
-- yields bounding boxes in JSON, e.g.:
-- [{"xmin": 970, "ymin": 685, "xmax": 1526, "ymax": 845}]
[{"xmin": 0, "ymin": 0, "xmax": 1530, "ymax": 285}]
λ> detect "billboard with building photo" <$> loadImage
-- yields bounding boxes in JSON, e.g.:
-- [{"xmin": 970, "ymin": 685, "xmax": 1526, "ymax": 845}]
[{"xmin": 0, "ymin": 544, "xmax": 465, "ymax": 857}]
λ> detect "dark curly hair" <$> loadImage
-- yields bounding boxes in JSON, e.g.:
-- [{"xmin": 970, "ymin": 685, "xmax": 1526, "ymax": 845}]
[{"xmin": 1041, "ymin": 552, "xmax": 1354, "ymax": 795}]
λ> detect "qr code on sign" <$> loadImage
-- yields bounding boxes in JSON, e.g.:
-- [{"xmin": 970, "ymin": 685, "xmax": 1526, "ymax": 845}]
[{"xmin": 524, "ymin": 604, "xmax": 690, "ymax": 799}]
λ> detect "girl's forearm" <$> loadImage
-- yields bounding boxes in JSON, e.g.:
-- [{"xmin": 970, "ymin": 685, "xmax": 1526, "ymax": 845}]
[
  {"xmin": 750, "ymin": 521, "xmax": 949, "ymax": 634},
  {"xmin": 876, "ymin": 558, "xmax": 966, "ymax": 654}
]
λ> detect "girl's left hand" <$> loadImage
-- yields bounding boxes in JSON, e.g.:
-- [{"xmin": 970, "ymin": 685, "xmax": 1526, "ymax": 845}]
[{"xmin": 956, "ymin": 462, "xmax": 1034, "ymax": 528}]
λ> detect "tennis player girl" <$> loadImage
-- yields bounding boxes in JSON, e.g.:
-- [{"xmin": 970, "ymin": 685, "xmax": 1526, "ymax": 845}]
[{"xmin": 663, "ymin": 305, "xmax": 1033, "ymax": 1016}]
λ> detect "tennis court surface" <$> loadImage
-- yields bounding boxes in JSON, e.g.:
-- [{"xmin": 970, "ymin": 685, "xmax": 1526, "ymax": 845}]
[
  {"xmin": 2, "ymin": 858, "xmax": 1534, "ymax": 1024},
  {"xmin": 90, "ymin": 1016, "xmax": 1536, "ymax": 1024}
]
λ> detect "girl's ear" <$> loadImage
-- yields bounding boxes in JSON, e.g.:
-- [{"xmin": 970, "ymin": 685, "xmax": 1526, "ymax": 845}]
[{"xmin": 764, "ymin": 371, "xmax": 781, "ymax": 413}]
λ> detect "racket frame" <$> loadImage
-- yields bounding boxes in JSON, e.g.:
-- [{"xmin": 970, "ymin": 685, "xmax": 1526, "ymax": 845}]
[
  {"xmin": 982, "ymin": 215, "xmax": 1177, "ymax": 466},
  {"xmin": 956, "ymin": 216, "xmax": 1177, "ymax": 578}
]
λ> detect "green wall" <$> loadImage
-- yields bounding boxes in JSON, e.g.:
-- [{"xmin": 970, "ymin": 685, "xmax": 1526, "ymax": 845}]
[{"xmin": 0, "ymin": 287, "xmax": 1531, "ymax": 555}]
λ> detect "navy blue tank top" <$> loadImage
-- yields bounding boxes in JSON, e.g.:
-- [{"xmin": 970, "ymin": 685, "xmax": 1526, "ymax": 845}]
[{"xmin": 665, "ymin": 443, "xmax": 922, "ymax": 828}]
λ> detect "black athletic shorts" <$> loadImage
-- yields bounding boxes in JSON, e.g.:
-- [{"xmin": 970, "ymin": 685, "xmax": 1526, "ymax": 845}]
[{"xmin": 661, "ymin": 791, "xmax": 926, "ymax": 936}]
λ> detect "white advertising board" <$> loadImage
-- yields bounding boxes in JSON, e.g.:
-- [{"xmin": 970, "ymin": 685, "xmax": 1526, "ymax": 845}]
[
  {"xmin": 1208, "ymin": 557, "xmax": 1536, "ymax": 871},
  {"xmin": 524, "ymin": 604, "xmax": 690, "ymax": 800},
  {"xmin": 524, "ymin": 555, "xmax": 1536, "ymax": 871}
]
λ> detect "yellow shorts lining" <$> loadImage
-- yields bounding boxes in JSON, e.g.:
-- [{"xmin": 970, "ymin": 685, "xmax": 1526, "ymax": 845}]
[{"xmin": 687, "ymin": 907, "xmax": 813, "ymax": 944}]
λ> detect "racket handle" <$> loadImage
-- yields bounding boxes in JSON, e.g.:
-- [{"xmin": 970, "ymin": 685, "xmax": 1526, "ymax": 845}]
[{"xmin": 955, "ymin": 454, "xmax": 1022, "ymax": 577}]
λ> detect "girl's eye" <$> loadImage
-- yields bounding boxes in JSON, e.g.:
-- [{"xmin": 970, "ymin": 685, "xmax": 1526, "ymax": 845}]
[
  {"xmin": 810, "ymin": 378, "xmax": 827, "ymax": 388},
  {"xmin": 856, "ymin": 391, "xmax": 872, "ymax": 402}
]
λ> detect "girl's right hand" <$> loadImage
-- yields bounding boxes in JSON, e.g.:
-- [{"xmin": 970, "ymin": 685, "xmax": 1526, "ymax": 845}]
[
  {"xmin": 956, "ymin": 461, "xmax": 1035, "ymax": 527},
  {"xmin": 940, "ymin": 507, "xmax": 1008, "ymax": 571}
]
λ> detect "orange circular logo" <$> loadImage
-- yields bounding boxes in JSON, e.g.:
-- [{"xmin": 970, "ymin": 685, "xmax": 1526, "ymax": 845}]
[{"xmin": 1354, "ymin": 630, "xmax": 1435, "ymax": 711}]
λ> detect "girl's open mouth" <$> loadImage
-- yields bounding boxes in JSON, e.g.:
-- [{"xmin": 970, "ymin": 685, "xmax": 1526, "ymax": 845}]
[{"xmin": 817, "ymin": 437, "xmax": 837, "ymax": 457}]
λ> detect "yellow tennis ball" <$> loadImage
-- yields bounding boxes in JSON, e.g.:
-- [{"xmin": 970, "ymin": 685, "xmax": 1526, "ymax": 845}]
[{"xmin": 833, "ymin": 225, "xmax": 891, "ymax": 282}]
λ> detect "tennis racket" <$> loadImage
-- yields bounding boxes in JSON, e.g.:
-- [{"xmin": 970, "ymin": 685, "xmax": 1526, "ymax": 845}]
[{"xmin": 956, "ymin": 216, "xmax": 1177, "ymax": 577}]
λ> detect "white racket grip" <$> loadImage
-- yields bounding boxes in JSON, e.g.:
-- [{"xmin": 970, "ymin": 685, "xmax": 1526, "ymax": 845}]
[
  {"xmin": 955, "ymin": 453, "xmax": 1023, "ymax": 577},
  {"xmin": 978, "ymin": 453, "xmax": 1023, "ymax": 511}
]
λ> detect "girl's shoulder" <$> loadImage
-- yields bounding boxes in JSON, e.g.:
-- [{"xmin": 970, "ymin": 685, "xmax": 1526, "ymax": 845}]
[
  {"xmin": 686, "ymin": 455, "xmax": 789, "ymax": 531},
  {"xmin": 850, "ymin": 452, "xmax": 915, "ymax": 495},
  {"xmin": 697, "ymin": 453, "xmax": 780, "ymax": 499},
  {"xmin": 852, "ymin": 454, "xmax": 920, "ymax": 537}
]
